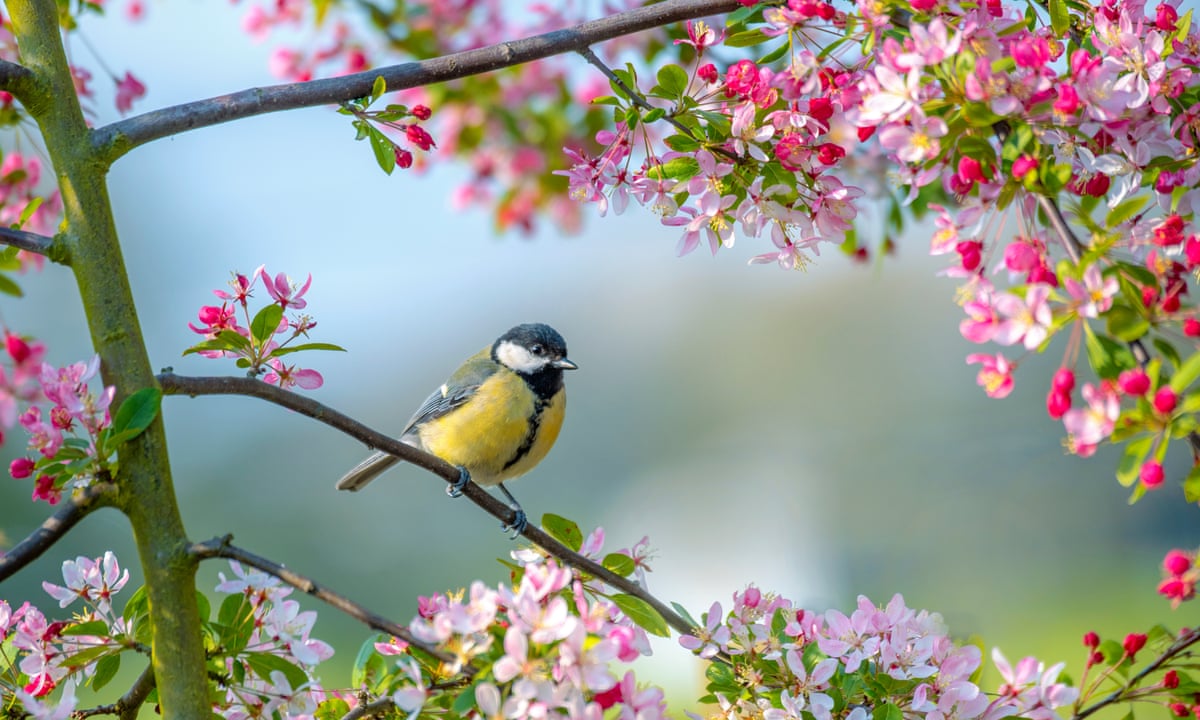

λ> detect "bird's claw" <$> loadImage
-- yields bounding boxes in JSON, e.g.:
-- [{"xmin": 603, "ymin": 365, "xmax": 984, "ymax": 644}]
[
  {"xmin": 501, "ymin": 508, "xmax": 527, "ymax": 539},
  {"xmin": 447, "ymin": 467, "xmax": 470, "ymax": 498}
]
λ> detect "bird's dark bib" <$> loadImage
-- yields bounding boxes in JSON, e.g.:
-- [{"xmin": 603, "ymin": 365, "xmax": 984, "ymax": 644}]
[{"xmin": 501, "ymin": 368, "xmax": 563, "ymax": 471}]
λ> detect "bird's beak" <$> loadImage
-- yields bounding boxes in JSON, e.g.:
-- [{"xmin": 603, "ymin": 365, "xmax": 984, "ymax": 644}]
[{"xmin": 553, "ymin": 358, "xmax": 579, "ymax": 370}]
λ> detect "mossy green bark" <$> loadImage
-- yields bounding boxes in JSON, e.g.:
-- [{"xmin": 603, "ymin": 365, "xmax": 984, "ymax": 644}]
[{"xmin": 6, "ymin": 2, "xmax": 209, "ymax": 716}]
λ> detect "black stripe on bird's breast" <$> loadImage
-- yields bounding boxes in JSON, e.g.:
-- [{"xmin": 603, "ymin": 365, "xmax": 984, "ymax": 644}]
[
  {"xmin": 502, "ymin": 395, "xmax": 548, "ymax": 472},
  {"xmin": 520, "ymin": 366, "xmax": 565, "ymax": 401}
]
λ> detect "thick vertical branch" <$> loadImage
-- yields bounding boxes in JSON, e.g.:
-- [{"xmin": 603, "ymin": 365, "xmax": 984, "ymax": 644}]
[{"xmin": 5, "ymin": 2, "xmax": 209, "ymax": 716}]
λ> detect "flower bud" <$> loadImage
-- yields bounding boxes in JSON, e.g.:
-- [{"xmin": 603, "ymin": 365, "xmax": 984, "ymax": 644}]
[
  {"xmin": 1165, "ymin": 670, "xmax": 1181, "ymax": 689},
  {"xmin": 1118, "ymin": 369, "xmax": 1151, "ymax": 396},
  {"xmin": 1047, "ymin": 389, "xmax": 1071, "ymax": 420},
  {"xmin": 1187, "ymin": 319, "xmax": 1200, "ymax": 337},
  {"xmin": 1154, "ymin": 386, "xmax": 1179, "ymax": 415},
  {"xmin": 1083, "ymin": 631, "xmax": 1100, "ymax": 649},
  {"xmin": 1140, "ymin": 461, "xmax": 1165, "ymax": 489},
  {"xmin": 1053, "ymin": 368, "xmax": 1076, "ymax": 392},
  {"xmin": 1164, "ymin": 550, "xmax": 1194, "ymax": 577},
  {"xmin": 5, "ymin": 331, "xmax": 30, "ymax": 363},
  {"xmin": 1122, "ymin": 632, "xmax": 1148, "ymax": 658},
  {"xmin": 9, "ymin": 457, "xmax": 34, "ymax": 479}
]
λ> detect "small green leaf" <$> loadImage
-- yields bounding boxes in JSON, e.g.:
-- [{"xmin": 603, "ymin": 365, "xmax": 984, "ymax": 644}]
[
  {"xmin": 250, "ymin": 304, "xmax": 285, "ymax": 346},
  {"xmin": 1085, "ymin": 326, "xmax": 1137, "ymax": 380},
  {"xmin": 452, "ymin": 685, "xmax": 480, "ymax": 715},
  {"xmin": 268, "ymin": 342, "xmax": 348, "ymax": 357},
  {"xmin": 602, "ymin": 553, "xmax": 636, "ymax": 576},
  {"xmin": 705, "ymin": 660, "xmax": 737, "ymax": 688},
  {"xmin": 91, "ymin": 653, "xmax": 120, "ymax": 692},
  {"xmin": 1105, "ymin": 195, "xmax": 1150, "ymax": 228},
  {"xmin": 122, "ymin": 586, "xmax": 149, "ymax": 625},
  {"xmin": 1170, "ymin": 351, "xmax": 1200, "ymax": 392},
  {"xmin": 108, "ymin": 387, "xmax": 162, "ymax": 447},
  {"xmin": 1041, "ymin": 162, "xmax": 1073, "ymax": 195},
  {"xmin": 656, "ymin": 65, "xmax": 688, "ymax": 97},
  {"xmin": 1117, "ymin": 435, "xmax": 1154, "ymax": 487},
  {"xmin": 664, "ymin": 134, "xmax": 700, "ymax": 152},
  {"xmin": 611, "ymin": 593, "xmax": 670, "ymax": 637},
  {"xmin": 371, "ymin": 75, "xmax": 387, "ymax": 103},
  {"xmin": 724, "ymin": 29, "xmax": 768, "ymax": 47},
  {"xmin": 956, "ymin": 136, "xmax": 996, "ymax": 163},
  {"xmin": 758, "ymin": 41, "xmax": 789, "ymax": 65},
  {"xmin": 1049, "ymin": 0, "xmax": 1070, "ymax": 35},
  {"xmin": 368, "ymin": 128, "xmax": 396, "ymax": 176},
  {"xmin": 541, "ymin": 513, "xmax": 583, "ymax": 551},
  {"xmin": 645, "ymin": 156, "xmax": 699, "ymax": 181},
  {"xmin": 873, "ymin": 703, "xmax": 904, "ymax": 720},
  {"xmin": 246, "ymin": 651, "xmax": 309, "ymax": 690},
  {"xmin": 0, "ymin": 272, "xmax": 23, "ymax": 297},
  {"xmin": 1105, "ymin": 305, "xmax": 1149, "ymax": 342},
  {"xmin": 670, "ymin": 601, "xmax": 700, "ymax": 629},
  {"xmin": 1155, "ymin": 338, "xmax": 1183, "ymax": 368},
  {"xmin": 61, "ymin": 620, "xmax": 111, "ymax": 637},
  {"xmin": 1186, "ymin": 465, "xmax": 1200, "ymax": 503},
  {"xmin": 316, "ymin": 698, "xmax": 352, "ymax": 720},
  {"xmin": 16, "ymin": 196, "xmax": 43, "ymax": 228},
  {"xmin": 351, "ymin": 635, "xmax": 389, "ymax": 691}
]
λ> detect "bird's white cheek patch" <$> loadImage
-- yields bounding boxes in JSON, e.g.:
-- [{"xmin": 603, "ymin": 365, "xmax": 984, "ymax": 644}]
[{"xmin": 495, "ymin": 341, "xmax": 543, "ymax": 373}]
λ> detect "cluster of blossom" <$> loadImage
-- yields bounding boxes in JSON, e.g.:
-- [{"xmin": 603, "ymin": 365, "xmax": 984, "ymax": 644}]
[
  {"xmin": 0, "ymin": 329, "xmax": 45, "ymax": 444},
  {"xmin": 0, "ymin": 552, "xmax": 130, "ymax": 716},
  {"xmin": 337, "ymin": 80, "xmax": 438, "ymax": 172},
  {"xmin": 8, "ymin": 354, "xmax": 115, "ymax": 504},
  {"xmin": 1159, "ymin": 548, "xmax": 1197, "ymax": 607},
  {"xmin": 339, "ymin": 526, "xmax": 665, "ymax": 720},
  {"xmin": 680, "ymin": 589, "xmax": 1077, "ymax": 720},
  {"xmin": 1076, "ymin": 628, "xmax": 1200, "ymax": 716},
  {"xmin": 0, "ymin": 554, "xmax": 337, "ymax": 720},
  {"xmin": 185, "ymin": 266, "xmax": 342, "ymax": 389}
]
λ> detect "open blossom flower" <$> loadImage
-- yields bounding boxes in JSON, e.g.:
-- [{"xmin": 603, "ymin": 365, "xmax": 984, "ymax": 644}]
[
  {"xmin": 992, "ymin": 285, "xmax": 1052, "ymax": 349},
  {"xmin": 40, "ymin": 552, "xmax": 129, "ymax": 614},
  {"xmin": 262, "ymin": 269, "xmax": 312, "ymax": 310},
  {"xmin": 966, "ymin": 353, "xmax": 1015, "ymax": 399},
  {"xmin": 1063, "ymin": 382, "xmax": 1120, "ymax": 456},
  {"xmin": 679, "ymin": 601, "xmax": 731, "ymax": 658},
  {"xmin": 878, "ymin": 113, "xmax": 948, "ymax": 164},
  {"xmin": 858, "ymin": 65, "xmax": 922, "ymax": 124},
  {"xmin": 262, "ymin": 358, "xmax": 323, "ymax": 390},
  {"xmin": 1064, "ymin": 265, "xmax": 1117, "ymax": 317}
]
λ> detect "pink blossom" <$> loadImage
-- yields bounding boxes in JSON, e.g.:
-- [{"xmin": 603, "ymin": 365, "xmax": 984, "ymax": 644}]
[
  {"xmin": 114, "ymin": 71, "xmax": 146, "ymax": 115},
  {"xmin": 262, "ymin": 358, "xmax": 323, "ymax": 390},
  {"xmin": 992, "ymin": 285, "xmax": 1052, "ymax": 349},
  {"xmin": 262, "ymin": 269, "xmax": 312, "ymax": 310},
  {"xmin": 878, "ymin": 113, "xmax": 947, "ymax": 164},
  {"xmin": 1063, "ymin": 382, "xmax": 1120, "ymax": 456},
  {"xmin": 1064, "ymin": 265, "xmax": 1117, "ymax": 317},
  {"xmin": 966, "ymin": 353, "xmax": 1015, "ymax": 399}
]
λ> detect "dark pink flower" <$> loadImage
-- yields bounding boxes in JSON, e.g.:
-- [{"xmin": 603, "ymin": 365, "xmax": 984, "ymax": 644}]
[
  {"xmin": 1140, "ymin": 461, "xmax": 1165, "ymax": 488},
  {"xmin": 114, "ymin": 71, "xmax": 146, "ymax": 115},
  {"xmin": 1154, "ymin": 386, "xmax": 1178, "ymax": 415}
]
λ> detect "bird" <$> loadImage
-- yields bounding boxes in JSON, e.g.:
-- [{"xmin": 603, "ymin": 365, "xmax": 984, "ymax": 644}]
[{"xmin": 335, "ymin": 323, "xmax": 577, "ymax": 534}]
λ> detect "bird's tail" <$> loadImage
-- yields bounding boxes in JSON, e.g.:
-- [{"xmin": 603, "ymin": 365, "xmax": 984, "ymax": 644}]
[{"xmin": 335, "ymin": 452, "xmax": 401, "ymax": 491}]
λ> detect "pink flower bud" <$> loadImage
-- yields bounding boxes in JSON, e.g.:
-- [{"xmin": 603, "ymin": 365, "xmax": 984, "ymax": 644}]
[
  {"xmin": 957, "ymin": 156, "xmax": 989, "ymax": 183},
  {"xmin": 1186, "ymin": 318, "xmax": 1200, "ymax": 337},
  {"xmin": 1140, "ymin": 460, "xmax": 1165, "ymax": 488},
  {"xmin": 743, "ymin": 587, "xmax": 761, "ymax": 607},
  {"xmin": 1187, "ymin": 236, "xmax": 1200, "ymax": 268},
  {"xmin": 1159, "ymin": 576, "xmax": 1196, "ymax": 604},
  {"xmin": 1171, "ymin": 703, "xmax": 1190, "ymax": 718},
  {"xmin": 1154, "ymin": 386, "xmax": 1178, "ymax": 414},
  {"xmin": 5, "ymin": 331, "xmax": 30, "ymax": 363},
  {"xmin": 1118, "ymin": 369, "xmax": 1151, "ymax": 395},
  {"xmin": 1165, "ymin": 670, "xmax": 1181, "ymax": 689},
  {"xmin": 9, "ymin": 457, "xmax": 34, "ymax": 479},
  {"xmin": 395, "ymin": 147, "xmax": 414, "ymax": 169},
  {"xmin": 1083, "ymin": 631, "xmax": 1100, "ymax": 649},
  {"xmin": 1012, "ymin": 155, "xmax": 1038, "ymax": 180},
  {"xmin": 405, "ymin": 124, "xmax": 435, "ymax": 151},
  {"xmin": 698, "ymin": 63, "xmax": 719, "ymax": 84},
  {"xmin": 1122, "ymin": 632, "xmax": 1148, "ymax": 658},
  {"xmin": 1164, "ymin": 550, "xmax": 1194, "ymax": 577},
  {"xmin": 411, "ymin": 104, "xmax": 432, "ymax": 121},
  {"xmin": 1053, "ymin": 368, "xmax": 1076, "ymax": 392},
  {"xmin": 1157, "ymin": 3, "xmax": 1179, "ymax": 32},
  {"xmin": 1047, "ymin": 389, "xmax": 1072, "ymax": 420}
]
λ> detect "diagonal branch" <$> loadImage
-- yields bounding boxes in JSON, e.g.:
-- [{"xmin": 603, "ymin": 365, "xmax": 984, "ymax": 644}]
[
  {"xmin": 0, "ymin": 226, "xmax": 59, "ymax": 260},
  {"xmin": 91, "ymin": 0, "xmax": 740, "ymax": 163},
  {"xmin": 1073, "ymin": 628, "xmax": 1200, "ymax": 720},
  {"xmin": 0, "ymin": 482, "xmax": 115, "ymax": 583},
  {"xmin": 0, "ymin": 58, "xmax": 36, "ymax": 98},
  {"xmin": 157, "ymin": 372, "xmax": 696, "ymax": 637},
  {"xmin": 189, "ymin": 535, "xmax": 458, "ymax": 668},
  {"xmin": 76, "ymin": 665, "xmax": 157, "ymax": 720}
]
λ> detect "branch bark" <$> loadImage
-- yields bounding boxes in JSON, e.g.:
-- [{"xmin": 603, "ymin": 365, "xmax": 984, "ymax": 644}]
[
  {"xmin": 158, "ymin": 372, "xmax": 697, "ymax": 636},
  {"xmin": 91, "ymin": 0, "xmax": 740, "ymax": 163},
  {"xmin": 190, "ymin": 535, "xmax": 457, "ymax": 668},
  {"xmin": 0, "ymin": 226, "xmax": 61, "ymax": 261},
  {"xmin": 0, "ymin": 483, "xmax": 114, "ymax": 583}
]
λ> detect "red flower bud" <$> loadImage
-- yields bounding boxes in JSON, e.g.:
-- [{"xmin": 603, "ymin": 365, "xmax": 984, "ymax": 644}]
[
  {"xmin": 1165, "ymin": 670, "xmax": 1181, "ymax": 689},
  {"xmin": 1122, "ymin": 632, "xmax": 1148, "ymax": 658},
  {"xmin": 1083, "ymin": 631, "xmax": 1100, "ymax": 649},
  {"xmin": 1140, "ymin": 461, "xmax": 1165, "ymax": 489},
  {"xmin": 1165, "ymin": 550, "xmax": 1193, "ymax": 577},
  {"xmin": 411, "ymin": 104, "xmax": 432, "ymax": 121},
  {"xmin": 1118, "ymin": 369, "xmax": 1151, "ymax": 396},
  {"xmin": 1047, "ymin": 389, "xmax": 1072, "ymax": 420},
  {"xmin": 9, "ymin": 457, "xmax": 34, "ymax": 479},
  {"xmin": 1053, "ymin": 368, "xmax": 1076, "ymax": 392},
  {"xmin": 1154, "ymin": 386, "xmax": 1179, "ymax": 415}
]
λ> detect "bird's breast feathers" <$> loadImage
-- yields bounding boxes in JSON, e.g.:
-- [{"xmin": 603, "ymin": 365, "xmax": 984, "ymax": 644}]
[{"xmin": 414, "ymin": 369, "xmax": 566, "ymax": 486}]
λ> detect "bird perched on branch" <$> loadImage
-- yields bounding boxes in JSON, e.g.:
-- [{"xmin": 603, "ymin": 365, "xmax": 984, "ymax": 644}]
[{"xmin": 335, "ymin": 323, "xmax": 576, "ymax": 535}]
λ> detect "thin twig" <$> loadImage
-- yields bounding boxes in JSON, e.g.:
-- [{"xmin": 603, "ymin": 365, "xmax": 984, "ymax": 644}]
[
  {"xmin": 341, "ymin": 696, "xmax": 397, "ymax": 720},
  {"xmin": 0, "ymin": 226, "xmax": 58, "ymax": 259},
  {"xmin": 157, "ymin": 372, "xmax": 697, "ymax": 636},
  {"xmin": 1073, "ymin": 628, "xmax": 1200, "ymax": 720},
  {"xmin": 76, "ymin": 665, "xmax": 157, "ymax": 719},
  {"xmin": 92, "ymin": 0, "xmax": 741, "ymax": 163},
  {"xmin": 577, "ymin": 46, "xmax": 700, "ymax": 142},
  {"xmin": 0, "ymin": 483, "xmax": 114, "ymax": 583},
  {"xmin": 189, "ymin": 535, "xmax": 457, "ymax": 668}
]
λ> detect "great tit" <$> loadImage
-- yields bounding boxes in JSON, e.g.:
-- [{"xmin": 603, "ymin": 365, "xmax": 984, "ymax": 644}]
[{"xmin": 335, "ymin": 323, "xmax": 577, "ymax": 534}]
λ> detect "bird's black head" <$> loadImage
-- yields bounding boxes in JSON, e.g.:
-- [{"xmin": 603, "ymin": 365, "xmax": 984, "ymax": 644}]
[{"xmin": 493, "ymin": 324, "xmax": 577, "ymax": 386}]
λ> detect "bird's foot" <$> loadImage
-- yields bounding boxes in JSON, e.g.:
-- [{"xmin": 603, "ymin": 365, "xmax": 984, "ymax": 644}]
[
  {"xmin": 447, "ymin": 467, "xmax": 470, "ymax": 498},
  {"xmin": 497, "ymin": 482, "xmax": 527, "ymax": 539}
]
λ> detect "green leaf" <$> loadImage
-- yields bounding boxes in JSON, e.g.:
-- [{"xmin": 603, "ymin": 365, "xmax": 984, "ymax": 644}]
[
  {"xmin": 541, "ymin": 513, "xmax": 583, "ymax": 551},
  {"xmin": 371, "ymin": 75, "xmax": 387, "ymax": 103},
  {"xmin": 107, "ymin": 387, "xmax": 162, "ymax": 448},
  {"xmin": 1085, "ymin": 326, "xmax": 1136, "ymax": 380},
  {"xmin": 705, "ymin": 660, "xmax": 737, "ymax": 689},
  {"xmin": 0, "ymin": 272, "xmax": 23, "ymax": 297},
  {"xmin": 1185, "ymin": 464, "xmax": 1200, "ymax": 503},
  {"xmin": 1041, "ymin": 162, "xmax": 1073, "ymax": 195},
  {"xmin": 1116, "ymin": 435, "xmax": 1154, "ymax": 487},
  {"xmin": 873, "ymin": 703, "xmax": 904, "ymax": 720},
  {"xmin": 250, "ymin": 304, "xmax": 285, "ymax": 346},
  {"xmin": 1170, "ymin": 351, "xmax": 1200, "ymax": 392},
  {"xmin": 61, "ymin": 620, "xmax": 111, "ymax": 637},
  {"xmin": 956, "ymin": 136, "xmax": 995, "ymax": 163},
  {"xmin": 1155, "ymin": 337, "xmax": 1182, "ymax": 368},
  {"xmin": 246, "ymin": 651, "xmax": 309, "ymax": 690},
  {"xmin": 758, "ymin": 41, "xmax": 789, "ymax": 65},
  {"xmin": 1049, "ymin": 0, "xmax": 1070, "ymax": 36},
  {"xmin": 217, "ymin": 594, "xmax": 255, "ymax": 654},
  {"xmin": 91, "ymin": 653, "xmax": 120, "ymax": 692},
  {"xmin": 1105, "ymin": 195, "xmax": 1150, "ymax": 228},
  {"xmin": 663, "ymin": 134, "xmax": 700, "ymax": 152},
  {"xmin": 316, "ymin": 698, "xmax": 352, "ymax": 720},
  {"xmin": 268, "ymin": 342, "xmax": 348, "ymax": 357},
  {"xmin": 602, "ymin": 553, "xmax": 636, "ymax": 577},
  {"xmin": 351, "ymin": 635, "xmax": 389, "ymax": 691},
  {"xmin": 670, "ymin": 601, "xmax": 700, "ymax": 629},
  {"xmin": 195, "ymin": 590, "xmax": 211, "ymax": 622},
  {"xmin": 610, "ymin": 593, "xmax": 670, "ymax": 637},
  {"xmin": 122, "ymin": 585, "xmax": 149, "ymax": 625},
  {"xmin": 368, "ymin": 128, "xmax": 396, "ymax": 175},
  {"xmin": 16, "ymin": 196, "xmax": 43, "ymax": 228},
  {"xmin": 656, "ymin": 65, "xmax": 688, "ymax": 97},
  {"xmin": 1104, "ymin": 305, "xmax": 1149, "ymax": 342},
  {"xmin": 452, "ymin": 685, "xmax": 479, "ymax": 715},
  {"xmin": 724, "ymin": 29, "xmax": 768, "ymax": 47},
  {"xmin": 645, "ymin": 156, "xmax": 699, "ymax": 181}
]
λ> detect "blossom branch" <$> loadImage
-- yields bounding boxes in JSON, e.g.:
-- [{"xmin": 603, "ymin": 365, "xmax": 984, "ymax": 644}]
[
  {"xmin": 1074, "ymin": 628, "xmax": 1200, "ymax": 719},
  {"xmin": 342, "ymin": 697, "xmax": 397, "ymax": 720},
  {"xmin": 91, "ymin": 0, "xmax": 740, "ymax": 162},
  {"xmin": 0, "ymin": 482, "xmax": 114, "ymax": 583},
  {"xmin": 157, "ymin": 373, "xmax": 696, "ymax": 636},
  {"xmin": 76, "ymin": 665, "xmax": 157, "ymax": 720},
  {"xmin": 189, "ymin": 534, "xmax": 455, "ymax": 666},
  {"xmin": 0, "ymin": 226, "xmax": 58, "ymax": 259},
  {"xmin": 577, "ymin": 46, "xmax": 700, "ymax": 143}
]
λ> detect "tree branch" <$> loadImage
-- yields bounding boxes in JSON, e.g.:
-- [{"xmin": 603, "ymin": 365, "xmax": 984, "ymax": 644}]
[
  {"xmin": 342, "ymin": 696, "xmax": 397, "ymax": 720},
  {"xmin": 189, "ymin": 535, "xmax": 459, "ymax": 669},
  {"xmin": 0, "ymin": 226, "xmax": 61, "ymax": 260},
  {"xmin": 91, "ymin": 0, "xmax": 740, "ymax": 162},
  {"xmin": 1073, "ymin": 628, "xmax": 1200, "ymax": 720},
  {"xmin": 76, "ymin": 665, "xmax": 157, "ymax": 719},
  {"xmin": 0, "ymin": 482, "xmax": 114, "ymax": 583},
  {"xmin": 158, "ymin": 373, "xmax": 697, "ymax": 637},
  {"xmin": 0, "ymin": 58, "xmax": 36, "ymax": 98}
]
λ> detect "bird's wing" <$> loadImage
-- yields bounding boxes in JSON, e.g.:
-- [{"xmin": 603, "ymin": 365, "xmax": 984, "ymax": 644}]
[{"xmin": 401, "ymin": 350, "xmax": 497, "ymax": 436}]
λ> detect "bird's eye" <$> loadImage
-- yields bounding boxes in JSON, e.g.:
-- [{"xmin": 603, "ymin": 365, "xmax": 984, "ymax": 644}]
[{"xmin": 530, "ymin": 344, "xmax": 545, "ymax": 355}]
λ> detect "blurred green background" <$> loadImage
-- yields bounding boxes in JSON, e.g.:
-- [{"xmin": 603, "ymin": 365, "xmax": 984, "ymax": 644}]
[{"xmin": 0, "ymin": 1, "xmax": 1195, "ymax": 713}]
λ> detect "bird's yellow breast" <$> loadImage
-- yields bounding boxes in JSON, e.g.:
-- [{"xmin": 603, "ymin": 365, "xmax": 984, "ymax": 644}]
[{"xmin": 415, "ymin": 370, "xmax": 566, "ymax": 486}]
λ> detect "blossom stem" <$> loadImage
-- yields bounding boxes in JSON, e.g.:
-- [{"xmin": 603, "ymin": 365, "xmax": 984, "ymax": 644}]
[
  {"xmin": 188, "ymin": 535, "xmax": 456, "ymax": 667},
  {"xmin": 576, "ymin": 46, "xmax": 700, "ymax": 143},
  {"xmin": 157, "ymin": 372, "xmax": 697, "ymax": 636},
  {"xmin": 1074, "ymin": 628, "xmax": 1200, "ymax": 720},
  {"xmin": 0, "ymin": 482, "xmax": 114, "ymax": 583},
  {"xmin": 75, "ymin": 665, "xmax": 157, "ymax": 720},
  {"xmin": 341, "ymin": 696, "xmax": 397, "ymax": 720},
  {"xmin": 92, "ymin": 0, "xmax": 741, "ymax": 164}
]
